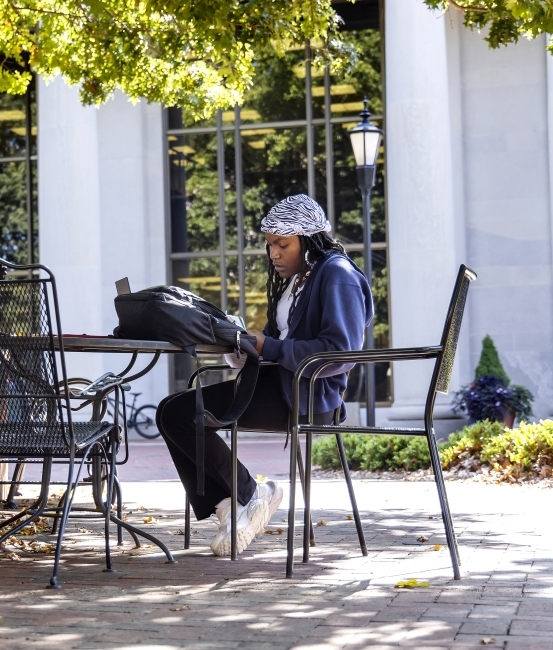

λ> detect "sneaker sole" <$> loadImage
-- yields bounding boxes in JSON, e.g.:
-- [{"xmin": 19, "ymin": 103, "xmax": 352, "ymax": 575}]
[
  {"xmin": 255, "ymin": 484, "xmax": 284, "ymax": 538},
  {"xmin": 212, "ymin": 500, "xmax": 268, "ymax": 557}
]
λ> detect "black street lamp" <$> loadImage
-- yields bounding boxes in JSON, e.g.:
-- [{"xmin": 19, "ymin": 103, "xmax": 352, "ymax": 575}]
[{"xmin": 349, "ymin": 97, "xmax": 383, "ymax": 427}]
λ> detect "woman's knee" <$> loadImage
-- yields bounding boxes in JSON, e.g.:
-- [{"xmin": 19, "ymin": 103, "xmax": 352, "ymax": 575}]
[{"xmin": 157, "ymin": 390, "xmax": 196, "ymax": 442}]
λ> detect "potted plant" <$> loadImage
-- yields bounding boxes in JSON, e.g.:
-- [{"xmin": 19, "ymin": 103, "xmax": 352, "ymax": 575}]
[{"xmin": 452, "ymin": 335, "xmax": 534, "ymax": 427}]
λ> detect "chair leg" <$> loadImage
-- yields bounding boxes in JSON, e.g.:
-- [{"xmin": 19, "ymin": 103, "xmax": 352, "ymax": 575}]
[
  {"xmin": 286, "ymin": 424, "xmax": 299, "ymax": 579},
  {"xmin": 6, "ymin": 460, "xmax": 26, "ymax": 509},
  {"xmin": 184, "ymin": 495, "xmax": 191, "ymax": 550},
  {"xmin": 48, "ymin": 451, "xmax": 77, "ymax": 589},
  {"xmin": 427, "ymin": 427, "xmax": 461, "ymax": 580},
  {"xmin": 302, "ymin": 433, "xmax": 313, "ymax": 563},
  {"xmin": 230, "ymin": 421, "xmax": 238, "ymax": 561},
  {"xmin": 51, "ymin": 491, "xmax": 66, "ymax": 535},
  {"xmin": 103, "ymin": 441, "xmax": 118, "ymax": 573},
  {"xmin": 0, "ymin": 457, "xmax": 52, "ymax": 544},
  {"xmin": 113, "ymin": 474, "xmax": 124, "ymax": 546},
  {"xmin": 112, "ymin": 474, "xmax": 139, "ymax": 548},
  {"xmin": 296, "ymin": 444, "xmax": 315, "ymax": 547},
  {"xmin": 335, "ymin": 434, "xmax": 368, "ymax": 556}
]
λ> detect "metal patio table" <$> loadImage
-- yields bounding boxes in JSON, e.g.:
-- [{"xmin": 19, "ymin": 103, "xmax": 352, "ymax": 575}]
[{"xmin": 49, "ymin": 336, "xmax": 233, "ymax": 559}]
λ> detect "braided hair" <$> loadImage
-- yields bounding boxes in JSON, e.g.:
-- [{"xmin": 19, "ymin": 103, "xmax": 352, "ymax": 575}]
[{"xmin": 265, "ymin": 231, "xmax": 346, "ymax": 339}]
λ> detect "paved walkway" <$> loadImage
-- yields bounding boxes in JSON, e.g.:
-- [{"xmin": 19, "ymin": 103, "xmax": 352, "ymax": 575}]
[{"xmin": 1, "ymin": 440, "xmax": 553, "ymax": 649}]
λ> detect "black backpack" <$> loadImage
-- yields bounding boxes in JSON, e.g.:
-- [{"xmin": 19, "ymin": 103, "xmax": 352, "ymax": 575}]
[{"xmin": 113, "ymin": 285, "xmax": 260, "ymax": 494}]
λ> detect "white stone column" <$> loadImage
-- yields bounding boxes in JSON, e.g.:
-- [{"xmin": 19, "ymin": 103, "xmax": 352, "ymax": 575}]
[
  {"xmin": 384, "ymin": 0, "xmax": 464, "ymax": 425},
  {"xmin": 38, "ymin": 82, "xmax": 168, "ymax": 404},
  {"xmin": 534, "ymin": 34, "xmax": 553, "ymax": 416},
  {"xmin": 97, "ymin": 93, "xmax": 168, "ymax": 405},
  {"xmin": 38, "ymin": 77, "xmax": 105, "ymax": 382}
]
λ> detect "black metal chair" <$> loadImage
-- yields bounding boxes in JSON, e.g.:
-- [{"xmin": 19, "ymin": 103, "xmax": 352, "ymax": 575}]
[
  {"xmin": 0, "ymin": 259, "xmax": 175, "ymax": 588},
  {"xmin": 181, "ymin": 381, "xmax": 371, "ymax": 559},
  {"xmin": 285, "ymin": 264, "xmax": 477, "ymax": 580},
  {"xmin": 182, "ymin": 363, "xmax": 340, "ymax": 558}
]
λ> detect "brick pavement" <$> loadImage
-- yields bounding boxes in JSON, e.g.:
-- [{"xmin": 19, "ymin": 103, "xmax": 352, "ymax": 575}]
[{"xmin": 1, "ymin": 444, "xmax": 553, "ymax": 650}]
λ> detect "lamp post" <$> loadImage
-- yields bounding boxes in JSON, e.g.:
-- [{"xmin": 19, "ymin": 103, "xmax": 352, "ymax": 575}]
[{"xmin": 349, "ymin": 97, "xmax": 383, "ymax": 428}]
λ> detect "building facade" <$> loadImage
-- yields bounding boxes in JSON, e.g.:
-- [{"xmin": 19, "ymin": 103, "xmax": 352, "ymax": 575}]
[{"xmin": 3, "ymin": 0, "xmax": 550, "ymax": 426}]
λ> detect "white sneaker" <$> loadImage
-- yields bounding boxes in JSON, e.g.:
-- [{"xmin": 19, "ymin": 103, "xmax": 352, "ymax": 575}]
[
  {"xmin": 253, "ymin": 480, "xmax": 284, "ymax": 537},
  {"xmin": 210, "ymin": 496, "xmax": 268, "ymax": 557}
]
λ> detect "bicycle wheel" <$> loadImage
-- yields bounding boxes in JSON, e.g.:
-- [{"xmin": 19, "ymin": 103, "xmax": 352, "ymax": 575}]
[
  {"xmin": 58, "ymin": 377, "xmax": 109, "ymax": 421},
  {"xmin": 133, "ymin": 404, "xmax": 160, "ymax": 439}
]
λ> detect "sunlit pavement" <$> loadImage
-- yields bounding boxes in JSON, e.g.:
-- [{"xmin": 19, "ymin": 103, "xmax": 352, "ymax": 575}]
[{"xmin": 1, "ymin": 439, "xmax": 553, "ymax": 649}]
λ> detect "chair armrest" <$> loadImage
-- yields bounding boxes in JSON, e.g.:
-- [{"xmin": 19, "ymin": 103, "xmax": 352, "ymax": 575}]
[
  {"xmin": 291, "ymin": 345, "xmax": 442, "ymax": 423},
  {"xmin": 294, "ymin": 346, "xmax": 441, "ymax": 382},
  {"xmin": 187, "ymin": 364, "xmax": 232, "ymax": 389}
]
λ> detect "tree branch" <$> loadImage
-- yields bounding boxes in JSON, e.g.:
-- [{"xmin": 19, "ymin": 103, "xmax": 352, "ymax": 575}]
[{"xmin": 447, "ymin": 0, "xmax": 489, "ymax": 14}]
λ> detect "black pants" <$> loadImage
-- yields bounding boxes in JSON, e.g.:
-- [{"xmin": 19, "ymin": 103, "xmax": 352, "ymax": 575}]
[{"xmin": 156, "ymin": 365, "xmax": 335, "ymax": 520}]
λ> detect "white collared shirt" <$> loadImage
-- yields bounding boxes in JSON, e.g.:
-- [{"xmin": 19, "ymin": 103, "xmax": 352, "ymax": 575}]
[{"xmin": 276, "ymin": 276, "xmax": 296, "ymax": 340}]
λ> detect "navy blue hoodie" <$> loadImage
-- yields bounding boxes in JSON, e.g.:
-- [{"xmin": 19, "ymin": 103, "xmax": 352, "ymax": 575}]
[{"xmin": 261, "ymin": 252, "xmax": 373, "ymax": 417}]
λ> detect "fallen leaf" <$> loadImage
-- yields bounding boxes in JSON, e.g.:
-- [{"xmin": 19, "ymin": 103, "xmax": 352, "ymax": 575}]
[
  {"xmin": 143, "ymin": 516, "xmax": 157, "ymax": 524},
  {"xmin": 428, "ymin": 515, "xmax": 434, "ymax": 519},
  {"xmin": 276, "ymin": 528, "xmax": 284, "ymax": 535},
  {"xmin": 417, "ymin": 536, "xmax": 428, "ymax": 543},
  {"xmin": 264, "ymin": 530, "xmax": 273, "ymax": 535},
  {"xmin": 172, "ymin": 529, "xmax": 185, "ymax": 536},
  {"xmin": 316, "ymin": 520, "xmax": 327, "ymax": 527},
  {"xmin": 480, "ymin": 639, "xmax": 496, "ymax": 646},
  {"xmin": 346, "ymin": 515, "xmax": 353, "ymax": 520},
  {"xmin": 170, "ymin": 605, "xmax": 190, "ymax": 611},
  {"xmin": 256, "ymin": 474, "xmax": 267, "ymax": 483},
  {"xmin": 395, "ymin": 579, "xmax": 430, "ymax": 589},
  {"xmin": 432, "ymin": 544, "xmax": 443, "ymax": 551},
  {"xmin": 7, "ymin": 552, "xmax": 21, "ymax": 561}
]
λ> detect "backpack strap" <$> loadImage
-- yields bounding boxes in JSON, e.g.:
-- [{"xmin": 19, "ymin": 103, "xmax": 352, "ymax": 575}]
[{"xmin": 193, "ymin": 354, "xmax": 259, "ymax": 495}]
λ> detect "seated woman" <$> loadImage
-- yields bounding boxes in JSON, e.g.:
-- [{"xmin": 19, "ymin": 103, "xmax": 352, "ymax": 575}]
[{"xmin": 157, "ymin": 194, "xmax": 373, "ymax": 556}]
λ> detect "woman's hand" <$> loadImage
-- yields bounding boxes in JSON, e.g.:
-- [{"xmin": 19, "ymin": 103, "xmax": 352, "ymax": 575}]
[{"xmin": 248, "ymin": 329, "xmax": 266, "ymax": 355}]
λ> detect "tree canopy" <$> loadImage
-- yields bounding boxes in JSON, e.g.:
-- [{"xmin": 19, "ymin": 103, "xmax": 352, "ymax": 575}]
[
  {"xmin": 0, "ymin": 0, "xmax": 347, "ymax": 117},
  {"xmin": 425, "ymin": 0, "xmax": 553, "ymax": 50}
]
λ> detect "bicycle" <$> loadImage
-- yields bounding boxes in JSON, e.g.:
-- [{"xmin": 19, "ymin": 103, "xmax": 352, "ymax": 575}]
[
  {"xmin": 106, "ymin": 392, "xmax": 160, "ymax": 440},
  {"xmin": 64, "ymin": 378, "xmax": 160, "ymax": 439}
]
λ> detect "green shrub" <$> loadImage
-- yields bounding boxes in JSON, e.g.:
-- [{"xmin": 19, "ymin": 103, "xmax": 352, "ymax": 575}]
[
  {"xmin": 481, "ymin": 419, "xmax": 553, "ymax": 478},
  {"xmin": 312, "ymin": 434, "xmax": 431, "ymax": 472},
  {"xmin": 440, "ymin": 420, "xmax": 507, "ymax": 469},
  {"xmin": 474, "ymin": 334, "xmax": 510, "ymax": 385},
  {"xmin": 313, "ymin": 419, "xmax": 553, "ymax": 481}
]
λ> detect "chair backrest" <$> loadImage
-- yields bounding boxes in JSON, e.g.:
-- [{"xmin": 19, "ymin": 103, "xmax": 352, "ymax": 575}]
[
  {"xmin": 434, "ymin": 264, "xmax": 477, "ymax": 395},
  {"xmin": 0, "ymin": 259, "xmax": 73, "ymax": 452}
]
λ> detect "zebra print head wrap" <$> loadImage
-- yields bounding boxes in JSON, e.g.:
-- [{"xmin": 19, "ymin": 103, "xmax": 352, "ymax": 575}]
[{"xmin": 261, "ymin": 194, "xmax": 331, "ymax": 237}]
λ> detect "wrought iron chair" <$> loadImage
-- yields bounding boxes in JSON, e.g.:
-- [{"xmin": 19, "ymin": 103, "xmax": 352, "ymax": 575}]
[
  {"xmin": 182, "ymin": 379, "xmax": 367, "ymax": 559},
  {"xmin": 0, "ymin": 259, "xmax": 175, "ymax": 588},
  {"xmin": 285, "ymin": 264, "xmax": 477, "ymax": 580},
  {"xmin": 182, "ymin": 363, "xmax": 329, "ymax": 558}
]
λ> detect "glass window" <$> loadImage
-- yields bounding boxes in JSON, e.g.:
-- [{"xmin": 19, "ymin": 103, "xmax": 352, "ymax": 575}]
[
  {"xmin": 0, "ymin": 161, "xmax": 29, "ymax": 263},
  {"xmin": 313, "ymin": 30, "xmax": 382, "ymax": 121},
  {"xmin": 240, "ymin": 45, "xmax": 307, "ymax": 123},
  {"xmin": 166, "ymin": 20, "xmax": 391, "ymax": 405},
  {"xmin": 173, "ymin": 258, "xmax": 223, "ymax": 307},
  {"xmin": 244, "ymin": 255, "xmax": 269, "ymax": 330},
  {"xmin": 0, "ymin": 77, "xmax": 37, "ymax": 267},
  {"xmin": 168, "ymin": 132, "xmax": 236, "ymax": 253},
  {"xmin": 242, "ymin": 127, "xmax": 308, "ymax": 250}
]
